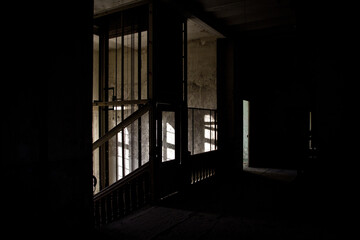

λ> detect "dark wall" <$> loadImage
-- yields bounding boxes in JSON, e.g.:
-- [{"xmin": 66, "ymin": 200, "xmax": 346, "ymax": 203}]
[
  {"xmin": 153, "ymin": 1, "xmax": 184, "ymax": 105},
  {"xmin": 235, "ymin": 28, "xmax": 304, "ymax": 169},
  {"xmin": 219, "ymin": 14, "xmax": 348, "ymax": 172},
  {"xmin": 217, "ymin": 29, "xmax": 303, "ymax": 171},
  {"xmin": 217, "ymin": 38, "xmax": 240, "ymax": 178},
  {"xmin": 3, "ymin": 1, "xmax": 94, "ymax": 237},
  {"xmin": 216, "ymin": 1, "xmax": 352, "ymax": 235}
]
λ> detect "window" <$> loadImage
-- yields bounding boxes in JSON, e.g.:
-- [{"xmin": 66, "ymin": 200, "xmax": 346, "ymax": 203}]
[
  {"xmin": 162, "ymin": 111, "xmax": 176, "ymax": 162},
  {"xmin": 92, "ymin": 5, "xmax": 150, "ymax": 190},
  {"xmin": 165, "ymin": 123, "xmax": 175, "ymax": 160},
  {"xmin": 204, "ymin": 114, "xmax": 217, "ymax": 151},
  {"xmin": 117, "ymin": 128, "xmax": 130, "ymax": 180}
]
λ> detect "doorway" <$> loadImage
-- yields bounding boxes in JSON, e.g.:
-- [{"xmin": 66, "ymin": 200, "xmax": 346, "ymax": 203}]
[{"xmin": 243, "ymin": 100, "xmax": 249, "ymax": 167}]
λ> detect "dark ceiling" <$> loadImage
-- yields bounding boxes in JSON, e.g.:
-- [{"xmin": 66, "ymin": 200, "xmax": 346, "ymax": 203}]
[
  {"xmin": 194, "ymin": 0, "xmax": 296, "ymax": 32},
  {"xmin": 94, "ymin": 0, "xmax": 296, "ymax": 34}
]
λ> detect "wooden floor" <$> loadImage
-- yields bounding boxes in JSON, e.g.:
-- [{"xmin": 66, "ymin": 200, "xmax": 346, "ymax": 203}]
[{"xmin": 95, "ymin": 168, "xmax": 341, "ymax": 239}]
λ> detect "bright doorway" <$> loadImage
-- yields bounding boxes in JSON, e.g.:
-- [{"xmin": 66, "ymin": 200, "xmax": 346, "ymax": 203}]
[{"xmin": 243, "ymin": 100, "xmax": 249, "ymax": 167}]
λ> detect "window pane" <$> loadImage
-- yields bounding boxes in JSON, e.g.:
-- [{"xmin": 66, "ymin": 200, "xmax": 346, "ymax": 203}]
[{"xmin": 162, "ymin": 111, "xmax": 175, "ymax": 162}]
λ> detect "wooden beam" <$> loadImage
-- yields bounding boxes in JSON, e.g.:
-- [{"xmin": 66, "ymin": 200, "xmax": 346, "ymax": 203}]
[
  {"xmin": 92, "ymin": 102, "xmax": 151, "ymax": 151},
  {"xmin": 92, "ymin": 99, "xmax": 149, "ymax": 107}
]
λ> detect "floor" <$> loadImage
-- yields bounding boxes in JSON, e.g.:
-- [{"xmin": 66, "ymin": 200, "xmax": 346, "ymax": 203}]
[
  {"xmin": 95, "ymin": 167, "xmax": 341, "ymax": 240},
  {"xmin": 243, "ymin": 166, "xmax": 297, "ymax": 182}
]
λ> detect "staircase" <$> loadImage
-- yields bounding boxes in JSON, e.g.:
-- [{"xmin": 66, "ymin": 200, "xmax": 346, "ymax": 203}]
[{"xmin": 93, "ymin": 150, "xmax": 218, "ymax": 228}]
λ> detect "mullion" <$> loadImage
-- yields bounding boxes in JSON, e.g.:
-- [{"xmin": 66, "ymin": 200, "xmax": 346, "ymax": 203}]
[
  {"xmin": 138, "ymin": 27, "xmax": 142, "ymax": 167},
  {"xmin": 121, "ymin": 12, "xmax": 125, "ymax": 178}
]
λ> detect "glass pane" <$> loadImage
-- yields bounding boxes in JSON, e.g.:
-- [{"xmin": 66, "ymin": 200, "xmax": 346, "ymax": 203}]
[
  {"xmin": 193, "ymin": 109, "xmax": 203, "ymax": 155},
  {"xmin": 162, "ymin": 111, "xmax": 175, "ymax": 162},
  {"xmin": 93, "ymin": 34, "xmax": 99, "ymax": 101},
  {"xmin": 119, "ymin": 36, "xmax": 123, "ymax": 100},
  {"xmin": 243, "ymin": 100, "xmax": 249, "ymax": 165},
  {"xmin": 108, "ymin": 134, "xmax": 117, "ymax": 185},
  {"xmin": 116, "ymin": 119, "xmax": 139, "ymax": 179},
  {"xmin": 141, "ymin": 112, "xmax": 150, "ymax": 165},
  {"xmin": 188, "ymin": 109, "xmax": 194, "ymax": 154},
  {"xmin": 141, "ymin": 31, "xmax": 148, "ymax": 99},
  {"xmin": 188, "ymin": 109, "xmax": 218, "ymax": 155}
]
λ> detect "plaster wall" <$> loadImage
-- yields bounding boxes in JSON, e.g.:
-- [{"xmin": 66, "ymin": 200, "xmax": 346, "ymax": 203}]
[
  {"xmin": 187, "ymin": 37, "xmax": 217, "ymax": 109},
  {"xmin": 187, "ymin": 37, "xmax": 218, "ymax": 154}
]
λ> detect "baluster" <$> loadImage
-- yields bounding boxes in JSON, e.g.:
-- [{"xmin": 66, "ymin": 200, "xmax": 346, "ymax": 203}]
[
  {"xmin": 100, "ymin": 198, "xmax": 106, "ymax": 225},
  {"xmin": 129, "ymin": 183, "xmax": 133, "ymax": 212},
  {"xmin": 109, "ymin": 193, "xmax": 114, "ymax": 222},
  {"xmin": 105, "ymin": 196, "xmax": 110, "ymax": 224},
  {"xmin": 139, "ymin": 176, "xmax": 144, "ymax": 206},
  {"xmin": 123, "ymin": 186, "xmax": 128, "ymax": 215},
  {"xmin": 94, "ymin": 200, "xmax": 100, "ymax": 227},
  {"xmin": 143, "ymin": 175, "xmax": 148, "ymax": 204},
  {"xmin": 136, "ymin": 178, "xmax": 140, "ymax": 208},
  {"xmin": 113, "ymin": 190, "xmax": 118, "ymax": 220},
  {"xmin": 117, "ymin": 188, "xmax": 122, "ymax": 216},
  {"xmin": 144, "ymin": 174, "xmax": 148, "ymax": 204},
  {"xmin": 129, "ymin": 182, "xmax": 133, "ymax": 212},
  {"xmin": 119, "ymin": 188, "xmax": 124, "ymax": 217},
  {"xmin": 144, "ymin": 173, "xmax": 150, "ymax": 203},
  {"xmin": 112, "ymin": 191, "xmax": 119, "ymax": 221},
  {"xmin": 131, "ymin": 181, "xmax": 136, "ymax": 210},
  {"xmin": 133, "ymin": 180, "xmax": 138, "ymax": 210},
  {"xmin": 134, "ymin": 177, "xmax": 140, "ymax": 208}
]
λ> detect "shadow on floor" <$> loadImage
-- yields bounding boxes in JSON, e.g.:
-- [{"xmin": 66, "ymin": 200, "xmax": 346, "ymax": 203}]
[{"xmin": 95, "ymin": 169, "xmax": 341, "ymax": 239}]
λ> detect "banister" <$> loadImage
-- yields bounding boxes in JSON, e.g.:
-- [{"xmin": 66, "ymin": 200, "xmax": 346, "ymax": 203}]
[
  {"xmin": 93, "ymin": 163, "xmax": 151, "ymax": 227},
  {"xmin": 93, "ymin": 99, "xmax": 149, "ymax": 107},
  {"xmin": 93, "ymin": 151, "xmax": 219, "ymax": 227},
  {"xmin": 94, "ymin": 162, "xmax": 150, "ymax": 201},
  {"xmin": 92, "ymin": 101, "xmax": 151, "ymax": 151}
]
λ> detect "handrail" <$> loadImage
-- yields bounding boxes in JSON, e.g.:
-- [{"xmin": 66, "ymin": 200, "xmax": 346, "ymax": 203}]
[
  {"xmin": 93, "ymin": 163, "xmax": 151, "ymax": 227},
  {"xmin": 94, "ymin": 162, "xmax": 150, "ymax": 200},
  {"xmin": 92, "ymin": 101, "xmax": 151, "ymax": 151},
  {"xmin": 93, "ymin": 150, "xmax": 219, "ymax": 227},
  {"xmin": 188, "ymin": 107, "xmax": 217, "ymax": 111},
  {"xmin": 93, "ymin": 99, "xmax": 149, "ymax": 107},
  {"xmin": 188, "ymin": 150, "xmax": 218, "ymax": 184}
]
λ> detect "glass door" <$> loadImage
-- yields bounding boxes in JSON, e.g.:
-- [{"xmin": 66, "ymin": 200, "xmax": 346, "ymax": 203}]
[{"xmin": 156, "ymin": 105, "xmax": 178, "ymax": 163}]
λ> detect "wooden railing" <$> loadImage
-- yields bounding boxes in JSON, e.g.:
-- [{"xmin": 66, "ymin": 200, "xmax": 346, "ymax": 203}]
[
  {"xmin": 92, "ymin": 101, "xmax": 151, "ymax": 151},
  {"xmin": 93, "ymin": 152, "xmax": 219, "ymax": 228},
  {"xmin": 93, "ymin": 163, "xmax": 151, "ymax": 227},
  {"xmin": 188, "ymin": 151, "xmax": 218, "ymax": 184},
  {"xmin": 93, "ymin": 150, "xmax": 219, "ymax": 228}
]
